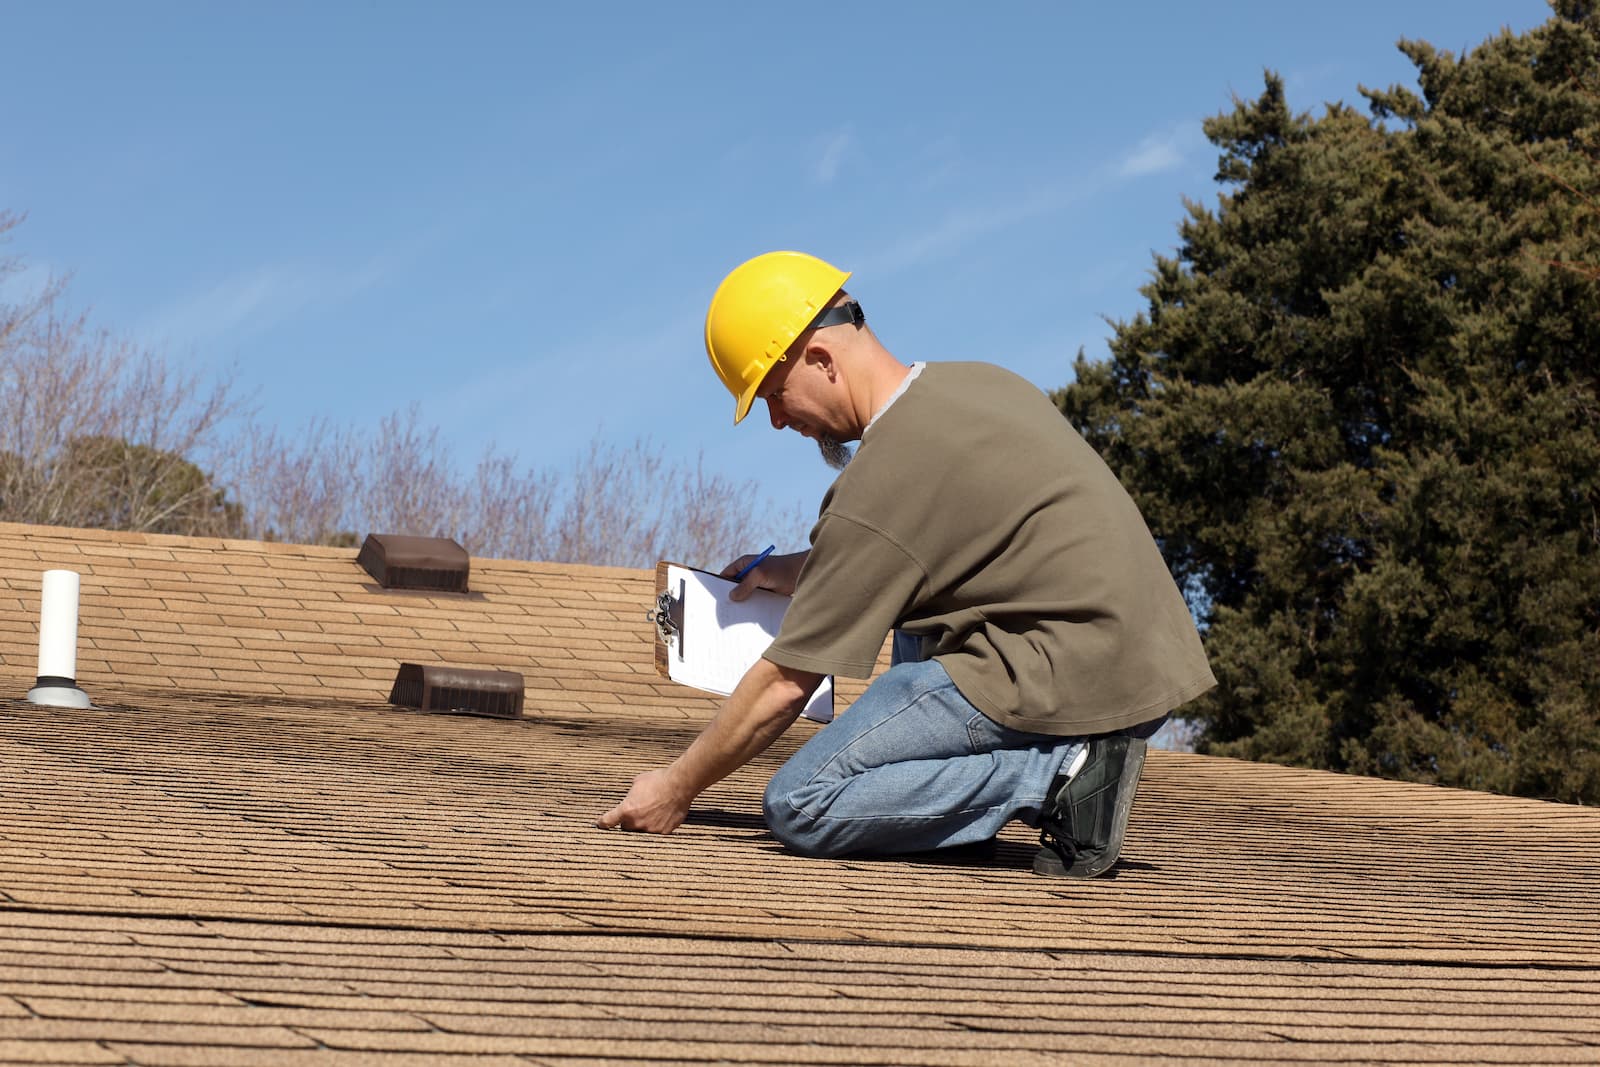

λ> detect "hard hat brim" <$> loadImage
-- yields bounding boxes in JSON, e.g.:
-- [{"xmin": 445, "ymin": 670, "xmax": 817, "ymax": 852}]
[{"xmin": 733, "ymin": 385, "xmax": 757, "ymax": 425}]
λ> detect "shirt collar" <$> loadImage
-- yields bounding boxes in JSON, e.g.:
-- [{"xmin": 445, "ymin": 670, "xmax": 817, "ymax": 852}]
[{"xmin": 863, "ymin": 362, "xmax": 925, "ymax": 435}]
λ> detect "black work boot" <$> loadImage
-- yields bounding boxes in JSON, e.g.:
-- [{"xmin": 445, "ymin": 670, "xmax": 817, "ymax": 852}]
[{"xmin": 1034, "ymin": 735, "xmax": 1148, "ymax": 878}]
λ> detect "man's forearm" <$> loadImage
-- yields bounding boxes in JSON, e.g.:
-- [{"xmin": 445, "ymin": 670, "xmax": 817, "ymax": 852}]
[
  {"xmin": 666, "ymin": 657, "xmax": 821, "ymax": 798},
  {"xmin": 597, "ymin": 654, "xmax": 826, "ymax": 834}
]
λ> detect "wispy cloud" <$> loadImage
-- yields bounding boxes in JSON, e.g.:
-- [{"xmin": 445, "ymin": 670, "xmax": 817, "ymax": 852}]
[
  {"xmin": 1285, "ymin": 61, "xmax": 1343, "ymax": 95},
  {"xmin": 1117, "ymin": 124, "xmax": 1195, "ymax": 178},
  {"xmin": 843, "ymin": 116, "xmax": 1212, "ymax": 280},
  {"xmin": 135, "ymin": 242, "xmax": 421, "ymax": 354},
  {"xmin": 812, "ymin": 129, "xmax": 853, "ymax": 185},
  {"xmin": 438, "ymin": 306, "xmax": 704, "ymax": 457},
  {"xmin": 862, "ymin": 182, "xmax": 1086, "ymax": 278},
  {"xmin": 908, "ymin": 132, "xmax": 962, "ymax": 191},
  {"xmin": 136, "ymin": 266, "xmax": 307, "ymax": 350}
]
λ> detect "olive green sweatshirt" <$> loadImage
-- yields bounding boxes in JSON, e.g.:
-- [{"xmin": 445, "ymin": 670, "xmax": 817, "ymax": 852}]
[{"xmin": 764, "ymin": 361, "xmax": 1215, "ymax": 736}]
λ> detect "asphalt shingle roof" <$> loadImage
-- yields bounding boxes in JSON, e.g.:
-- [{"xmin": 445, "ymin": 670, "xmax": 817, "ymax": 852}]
[{"xmin": 2, "ymin": 520, "xmax": 1598, "ymax": 1065}]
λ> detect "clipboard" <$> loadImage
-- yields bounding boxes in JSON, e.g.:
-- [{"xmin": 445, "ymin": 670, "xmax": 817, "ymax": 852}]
[{"xmin": 649, "ymin": 561, "xmax": 834, "ymax": 723}]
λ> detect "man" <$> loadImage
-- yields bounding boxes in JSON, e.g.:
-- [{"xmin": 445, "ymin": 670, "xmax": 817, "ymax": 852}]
[{"xmin": 598, "ymin": 251, "xmax": 1215, "ymax": 877}]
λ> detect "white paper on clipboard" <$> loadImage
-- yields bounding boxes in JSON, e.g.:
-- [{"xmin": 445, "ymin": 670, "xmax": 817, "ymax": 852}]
[{"xmin": 655, "ymin": 563, "xmax": 834, "ymax": 723}]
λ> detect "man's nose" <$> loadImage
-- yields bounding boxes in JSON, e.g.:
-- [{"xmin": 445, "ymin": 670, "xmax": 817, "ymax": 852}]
[{"xmin": 766, "ymin": 397, "xmax": 788, "ymax": 430}]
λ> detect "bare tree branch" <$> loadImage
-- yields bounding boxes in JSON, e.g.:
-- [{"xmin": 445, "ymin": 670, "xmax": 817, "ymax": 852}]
[{"xmin": 2, "ymin": 212, "xmax": 807, "ymax": 565}]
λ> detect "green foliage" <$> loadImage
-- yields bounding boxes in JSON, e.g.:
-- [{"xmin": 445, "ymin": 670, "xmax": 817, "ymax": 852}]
[
  {"xmin": 1056, "ymin": 2, "xmax": 1600, "ymax": 802},
  {"xmin": 0, "ymin": 436, "xmax": 240, "ymax": 537},
  {"xmin": 54, "ymin": 436, "xmax": 240, "ymax": 536}
]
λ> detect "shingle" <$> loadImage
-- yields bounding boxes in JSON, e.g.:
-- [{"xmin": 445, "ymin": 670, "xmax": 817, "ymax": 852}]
[
  {"xmin": 2, "ymin": 519, "xmax": 1599, "ymax": 1065},
  {"xmin": 0, "ymin": 1041, "xmax": 128, "ymax": 1065},
  {"xmin": 108, "ymin": 1049, "xmax": 530, "ymax": 1067},
  {"xmin": 1, "ymin": 1019, "xmax": 318, "ymax": 1048}
]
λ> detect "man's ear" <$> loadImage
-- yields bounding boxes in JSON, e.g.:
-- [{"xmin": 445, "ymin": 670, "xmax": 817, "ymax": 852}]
[{"xmin": 802, "ymin": 341, "xmax": 838, "ymax": 381}]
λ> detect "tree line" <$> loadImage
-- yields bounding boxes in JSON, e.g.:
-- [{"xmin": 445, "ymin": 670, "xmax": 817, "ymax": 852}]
[
  {"xmin": 0, "ymin": 210, "xmax": 804, "ymax": 569},
  {"xmin": 1055, "ymin": 0, "xmax": 1599, "ymax": 803}
]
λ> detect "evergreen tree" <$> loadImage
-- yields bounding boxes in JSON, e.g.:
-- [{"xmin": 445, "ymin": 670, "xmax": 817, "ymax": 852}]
[{"xmin": 1057, "ymin": 0, "xmax": 1600, "ymax": 802}]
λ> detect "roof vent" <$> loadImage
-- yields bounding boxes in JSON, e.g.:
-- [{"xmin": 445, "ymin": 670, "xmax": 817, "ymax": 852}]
[
  {"xmin": 389, "ymin": 663, "xmax": 524, "ymax": 719},
  {"xmin": 358, "ymin": 534, "xmax": 469, "ymax": 592},
  {"xmin": 27, "ymin": 569, "xmax": 91, "ymax": 709}
]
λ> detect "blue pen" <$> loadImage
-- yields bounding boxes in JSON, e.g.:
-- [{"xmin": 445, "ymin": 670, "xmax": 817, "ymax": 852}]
[{"xmin": 732, "ymin": 544, "xmax": 775, "ymax": 583}]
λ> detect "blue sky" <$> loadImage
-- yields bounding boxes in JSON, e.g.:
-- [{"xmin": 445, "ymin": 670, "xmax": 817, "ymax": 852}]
[{"xmin": 1, "ymin": 0, "xmax": 1556, "ymax": 544}]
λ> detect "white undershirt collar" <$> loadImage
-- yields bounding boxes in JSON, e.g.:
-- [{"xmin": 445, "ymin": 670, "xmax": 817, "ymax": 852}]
[{"xmin": 863, "ymin": 362, "xmax": 925, "ymax": 435}]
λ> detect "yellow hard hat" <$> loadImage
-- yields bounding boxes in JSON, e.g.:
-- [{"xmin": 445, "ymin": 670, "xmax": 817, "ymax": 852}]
[{"xmin": 704, "ymin": 251, "xmax": 851, "ymax": 424}]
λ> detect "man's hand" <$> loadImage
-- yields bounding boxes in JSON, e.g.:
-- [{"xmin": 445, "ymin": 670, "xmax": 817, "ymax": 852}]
[
  {"xmin": 596, "ymin": 660, "xmax": 820, "ymax": 837},
  {"xmin": 722, "ymin": 549, "xmax": 809, "ymax": 601},
  {"xmin": 596, "ymin": 768, "xmax": 693, "ymax": 834}
]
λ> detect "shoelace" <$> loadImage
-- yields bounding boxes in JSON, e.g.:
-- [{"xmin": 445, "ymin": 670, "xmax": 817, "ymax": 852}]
[{"xmin": 1036, "ymin": 818, "xmax": 1081, "ymax": 866}]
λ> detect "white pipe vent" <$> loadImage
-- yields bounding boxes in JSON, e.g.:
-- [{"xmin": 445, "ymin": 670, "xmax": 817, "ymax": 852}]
[{"xmin": 27, "ymin": 569, "xmax": 91, "ymax": 708}]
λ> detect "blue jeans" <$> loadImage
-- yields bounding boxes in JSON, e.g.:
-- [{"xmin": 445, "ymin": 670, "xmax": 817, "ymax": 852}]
[{"xmin": 763, "ymin": 633, "xmax": 1084, "ymax": 857}]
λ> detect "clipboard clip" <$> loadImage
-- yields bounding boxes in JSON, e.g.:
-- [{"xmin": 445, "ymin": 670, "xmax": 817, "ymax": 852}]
[{"xmin": 647, "ymin": 577, "xmax": 686, "ymax": 659}]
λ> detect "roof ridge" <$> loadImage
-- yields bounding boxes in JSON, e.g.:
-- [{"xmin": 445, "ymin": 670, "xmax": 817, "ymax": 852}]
[{"xmin": 0, "ymin": 520, "xmax": 657, "ymax": 578}]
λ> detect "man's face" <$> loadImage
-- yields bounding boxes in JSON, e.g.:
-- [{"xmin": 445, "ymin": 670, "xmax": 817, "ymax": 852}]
[{"xmin": 757, "ymin": 354, "xmax": 852, "ymax": 470}]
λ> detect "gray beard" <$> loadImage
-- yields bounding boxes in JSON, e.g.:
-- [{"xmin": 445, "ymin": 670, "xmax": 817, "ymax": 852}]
[{"xmin": 817, "ymin": 435, "xmax": 853, "ymax": 471}]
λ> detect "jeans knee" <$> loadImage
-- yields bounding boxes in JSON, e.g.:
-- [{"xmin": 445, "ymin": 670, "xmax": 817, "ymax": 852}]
[{"xmin": 763, "ymin": 768, "xmax": 833, "ymax": 858}]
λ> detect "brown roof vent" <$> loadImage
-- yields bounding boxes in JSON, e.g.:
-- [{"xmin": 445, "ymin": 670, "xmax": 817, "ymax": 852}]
[
  {"xmin": 358, "ymin": 534, "xmax": 469, "ymax": 592},
  {"xmin": 389, "ymin": 663, "xmax": 524, "ymax": 719}
]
